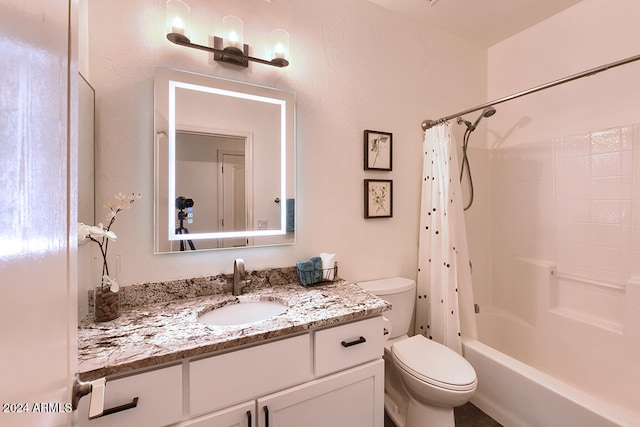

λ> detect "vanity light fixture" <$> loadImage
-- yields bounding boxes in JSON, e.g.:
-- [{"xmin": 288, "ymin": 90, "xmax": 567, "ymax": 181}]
[{"xmin": 165, "ymin": 0, "xmax": 290, "ymax": 68}]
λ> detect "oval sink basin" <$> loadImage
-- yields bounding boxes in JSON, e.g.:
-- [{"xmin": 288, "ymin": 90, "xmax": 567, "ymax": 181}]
[{"xmin": 198, "ymin": 298, "xmax": 288, "ymax": 326}]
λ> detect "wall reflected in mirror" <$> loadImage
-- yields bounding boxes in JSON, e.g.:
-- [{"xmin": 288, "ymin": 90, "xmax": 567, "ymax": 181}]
[{"xmin": 154, "ymin": 68, "xmax": 295, "ymax": 253}]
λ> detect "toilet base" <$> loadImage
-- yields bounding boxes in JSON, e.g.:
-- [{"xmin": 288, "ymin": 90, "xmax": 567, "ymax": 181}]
[
  {"xmin": 384, "ymin": 393, "xmax": 407, "ymax": 427},
  {"xmin": 406, "ymin": 395, "xmax": 455, "ymax": 427}
]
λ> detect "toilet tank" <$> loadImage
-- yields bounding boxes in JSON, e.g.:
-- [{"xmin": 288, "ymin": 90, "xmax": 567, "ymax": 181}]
[{"xmin": 357, "ymin": 277, "xmax": 416, "ymax": 339}]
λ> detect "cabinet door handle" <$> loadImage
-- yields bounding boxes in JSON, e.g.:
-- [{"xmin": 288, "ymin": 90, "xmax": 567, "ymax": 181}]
[
  {"xmin": 263, "ymin": 405, "xmax": 269, "ymax": 427},
  {"xmin": 246, "ymin": 409, "xmax": 252, "ymax": 427},
  {"xmin": 92, "ymin": 397, "xmax": 139, "ymax": 419},
  {"xmin": 341, "ymin": 336, "xmax": 366, "ymax": 347}
]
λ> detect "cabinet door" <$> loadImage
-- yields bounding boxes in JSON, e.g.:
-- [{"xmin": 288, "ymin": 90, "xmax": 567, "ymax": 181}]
[
  {"xmin": 175, "ymin": 401, "xmax": 254, "ymax": 427},
  {"xmin": 257, "ymin": 359, "xmax": 383, "ymax": 427}
]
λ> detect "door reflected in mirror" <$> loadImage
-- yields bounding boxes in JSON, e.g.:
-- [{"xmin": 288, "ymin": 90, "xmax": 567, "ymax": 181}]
[
  {"xmin": 154, "ymin": 68, "xmax": 295, "ymax": 253},
  {"xmin": 175, "ymin": 131, "xmax": 251, "ymax": 248}
]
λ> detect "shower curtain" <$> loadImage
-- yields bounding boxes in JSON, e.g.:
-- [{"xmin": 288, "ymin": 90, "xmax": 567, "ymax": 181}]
[{"xmin": 415, "ymin": 123, "xmax": 477, "ymax": 354}]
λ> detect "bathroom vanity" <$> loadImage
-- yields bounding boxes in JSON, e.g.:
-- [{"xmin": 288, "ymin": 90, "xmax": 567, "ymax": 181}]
[{"xmin": 77, "ymin": 273, "xmax": 389, "ymax": 427}]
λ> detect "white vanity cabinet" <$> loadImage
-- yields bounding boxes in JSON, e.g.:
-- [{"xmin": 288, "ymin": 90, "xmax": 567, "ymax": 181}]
[
  {"xmin": 178, "ymin": 359, "xmax": 384, "ymax": 427},
  {"xmin": 257, "ymin": 359, "xmax": 383, "ymax": 427},
  {"xmin": 77, "ymin": 316, "xmax": 384, "ymax": 427},
  {"xmin": 77, "ymin": 364, "xmax": 182, "ymax": 427},
  {"xmin": 253, "ymin": 315, "xmax": 385, "ymax": 427},
  {"xmin": 188, "ymin": 334, "xmax": 313, "ymax": 417},
  {"xmin": 175, "ymin": 401, "xmax": 255, "ymax": 427},
  {"xmin": 185, "ymin": 316, "xmax": 384, "ymax": 427}
]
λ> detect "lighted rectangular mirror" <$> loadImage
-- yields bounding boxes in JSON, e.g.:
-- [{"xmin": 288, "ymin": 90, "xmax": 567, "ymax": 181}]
[{"xmin": 154, "ymin": 68, "xmax": 295, "ymax": 252}]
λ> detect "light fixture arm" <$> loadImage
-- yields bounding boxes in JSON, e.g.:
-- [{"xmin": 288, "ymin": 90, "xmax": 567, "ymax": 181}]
[{"xmin": 167, "ymin": 33, "xmax": 289, "ymax": 68}]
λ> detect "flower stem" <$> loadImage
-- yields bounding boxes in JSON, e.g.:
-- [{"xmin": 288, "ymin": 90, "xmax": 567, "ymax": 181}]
[{"xmin": 90, "ymin": 236, "xmax": 109, "ymax": 287}]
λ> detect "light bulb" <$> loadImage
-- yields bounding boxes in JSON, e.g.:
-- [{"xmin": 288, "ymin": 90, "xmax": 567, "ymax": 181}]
[
  {"xmin": 222, "ymin": 16, "xmax": 244, "ymax": 51},
  {"xmin": 270, "ymin": 29, "xmax": 290, "ymax": 65},
  {"xmin": 166, "ymin": 0, "xmax": 191, "ymax": 38}
]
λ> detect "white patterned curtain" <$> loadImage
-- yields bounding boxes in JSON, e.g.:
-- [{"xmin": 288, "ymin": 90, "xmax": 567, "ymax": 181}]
[{"xmin": 415, "ymin": 123, "xmax": 477, "ymax": 354}]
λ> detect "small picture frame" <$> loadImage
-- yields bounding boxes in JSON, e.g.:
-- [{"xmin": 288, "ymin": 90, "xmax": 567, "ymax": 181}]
[
  {"xmin": 364, "ymin": 179, "xmax": 393, "ymax": 218},
  {"xmin": 364, "ymin": 130, "xmax": 392, "ymax": 171}
]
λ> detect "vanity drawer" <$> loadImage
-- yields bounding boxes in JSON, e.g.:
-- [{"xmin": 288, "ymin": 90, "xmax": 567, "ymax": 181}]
[
  {"xmin": 314, "ymin": 316, "xmax": 384, "ymax": 377},
  {"xmin": 78, "ymin": 364, "xmax": 182, "ymax": 427},
  {"xmin": 189, "ymin": 333, "xmax": 313, "ymax": 417}
]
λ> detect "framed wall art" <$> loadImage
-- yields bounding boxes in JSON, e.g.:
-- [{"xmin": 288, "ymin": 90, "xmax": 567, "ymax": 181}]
[
  {"xmin": 364, "ymin": 130, "xmax": 392, "ymax": 171},
  {"xmin": 364, "ymin": 179, "xmax": 393, "ymax": 218}
]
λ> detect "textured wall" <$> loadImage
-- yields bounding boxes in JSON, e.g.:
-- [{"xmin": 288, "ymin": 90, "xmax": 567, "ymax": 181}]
[{"xmin": 85, "ymin": 0, "xmax": 486, "ymax": 292}]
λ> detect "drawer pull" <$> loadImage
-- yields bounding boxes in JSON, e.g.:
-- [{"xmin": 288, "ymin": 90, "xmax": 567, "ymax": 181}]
[
  {"xmin": 341, "ymin": 336, "xmax": 367, "ymax": 348},
  {"xmin": 264, "ymin": 405, "xmax": 270, "ymax": 427},
  {"xmin": 246, "ymin": 409, "xmax": 252, "ymax": 427},
  {"xmin": 99, "ymin": 397, "xmax": 139, "ymax": 418}
]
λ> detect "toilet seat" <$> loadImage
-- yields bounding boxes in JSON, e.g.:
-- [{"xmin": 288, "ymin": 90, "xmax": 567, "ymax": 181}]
[
  {"xmin": 384, "ymin": 334, "xmax": 409, "ymax": 351},
  {"xmin": 392, "ymin": 335, "xmax": 476, "ymax": 392}
]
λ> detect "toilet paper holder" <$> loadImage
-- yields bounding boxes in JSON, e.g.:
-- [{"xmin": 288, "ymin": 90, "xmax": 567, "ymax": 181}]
[{"xmin": 72, "ymin": 374, "xmax": 139, "ymax": 419}]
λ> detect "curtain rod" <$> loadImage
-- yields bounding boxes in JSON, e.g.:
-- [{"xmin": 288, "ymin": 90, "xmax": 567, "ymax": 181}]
[{"xmin": 421, "ymin": 52, "xmax": 640, "ymax": 131}]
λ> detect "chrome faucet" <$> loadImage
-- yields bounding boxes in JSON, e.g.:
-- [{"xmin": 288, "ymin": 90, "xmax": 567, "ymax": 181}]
[{"xmin": 233, "ymin": 258, "xmax": 251, "ymax": 296}]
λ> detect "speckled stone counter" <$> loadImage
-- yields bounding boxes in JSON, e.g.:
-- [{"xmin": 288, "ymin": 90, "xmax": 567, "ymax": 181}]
[{"xmin": 78, "ymin": 267, "xmax": 390, "ymax": 381}]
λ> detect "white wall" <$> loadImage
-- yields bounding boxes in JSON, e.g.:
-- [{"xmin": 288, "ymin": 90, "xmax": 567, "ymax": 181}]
[
  {"xmin": 87, "ymin": 0, "xmax": 486, "ymax": 287},
  {"xmin": 473, "ymin": 0, "xmax": 640, "ymax": 416}
]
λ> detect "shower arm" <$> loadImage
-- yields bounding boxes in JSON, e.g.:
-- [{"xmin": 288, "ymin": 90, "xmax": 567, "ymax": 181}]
[{"xmin": 421, "ymin": 52, "xmax": 640, "ymax": 131}]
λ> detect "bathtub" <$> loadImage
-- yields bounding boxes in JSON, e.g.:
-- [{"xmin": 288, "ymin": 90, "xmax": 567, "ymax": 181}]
[{"xmin": 463, "ymin": 335, "xmax": 637, "ymax": 427}]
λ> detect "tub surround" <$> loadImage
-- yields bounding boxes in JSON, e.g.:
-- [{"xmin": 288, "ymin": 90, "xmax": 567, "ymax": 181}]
[{"xmin": 78, "ymin": 267, "xmax": 389, "ymax": 381}]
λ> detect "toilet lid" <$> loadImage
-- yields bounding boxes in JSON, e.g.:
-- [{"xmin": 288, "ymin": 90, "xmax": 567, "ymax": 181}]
[{"xmin": 392, "ymin": 335, "xmax": 476, "ymax": 391}]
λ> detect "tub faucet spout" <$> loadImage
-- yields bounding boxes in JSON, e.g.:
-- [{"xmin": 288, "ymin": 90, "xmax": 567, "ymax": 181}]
[{"xmin": 233, "ymin": 259, "xmax": 250, "ymax": 295}]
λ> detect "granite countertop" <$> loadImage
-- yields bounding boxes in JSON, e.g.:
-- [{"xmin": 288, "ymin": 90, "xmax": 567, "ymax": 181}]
[{"xmin": 78, "ymin": 271, "xmax": 390, "ymax": 381}]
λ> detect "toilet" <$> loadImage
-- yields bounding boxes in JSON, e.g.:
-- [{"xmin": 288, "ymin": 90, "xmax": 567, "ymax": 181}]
[{"xmin": 358, "ymin": 277, "xmax": 477, "ymax": 427}]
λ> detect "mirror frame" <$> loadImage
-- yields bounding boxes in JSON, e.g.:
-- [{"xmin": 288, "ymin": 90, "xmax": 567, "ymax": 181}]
[{"xmin": 154, "ymin": 68, "xmax": 295, "ymax": 252}]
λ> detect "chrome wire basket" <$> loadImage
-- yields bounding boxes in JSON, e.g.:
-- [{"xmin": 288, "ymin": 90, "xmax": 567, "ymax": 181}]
[{"xmin": 296, "ymin": 263, "xmax": 338, "ymax": 286}]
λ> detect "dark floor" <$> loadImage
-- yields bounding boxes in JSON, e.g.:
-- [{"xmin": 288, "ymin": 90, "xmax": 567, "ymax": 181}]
[
  {"xmin": 454, "ymin": 403, "xmax": 503, "ymax": 427},
  {"xmin": 384, "ymin": 402, "xmax": 502, "ymax": 427}
]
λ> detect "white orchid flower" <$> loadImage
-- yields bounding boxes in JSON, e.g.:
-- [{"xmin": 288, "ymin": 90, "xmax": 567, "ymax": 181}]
[
  {"xmin": 85, "ymin": 224, "xmax": 118, "ymax": 240},
  {"xmin": 106, "ymin": 197, "xmax": 128, "ymax": 211},
  {"xmin": 102, "ymin": 274, "xmax": 119, "ymax": 293},
  {"xmin": 80, "ymin": 192, "xmax": 141, "ymax": 297},
  {"xmin": 105, "ymin": 210, "xmax": 116, "ymax": 221},
  {"xmin": 105, "ymin": 193, "xmax": 142, "ymax": 221},
  {"xmin": 78, "ymin": 223, "xmax": 88, "ymax": 242}
]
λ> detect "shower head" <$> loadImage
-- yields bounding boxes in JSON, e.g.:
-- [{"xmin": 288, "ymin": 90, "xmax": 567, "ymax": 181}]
[
  {"xmin": 482, "ymin": 106, "xmax": 497, "ymax": 118},
  {"xmin": 459, "ymin": 106, "xmax": 497, "ymax": 132}
]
